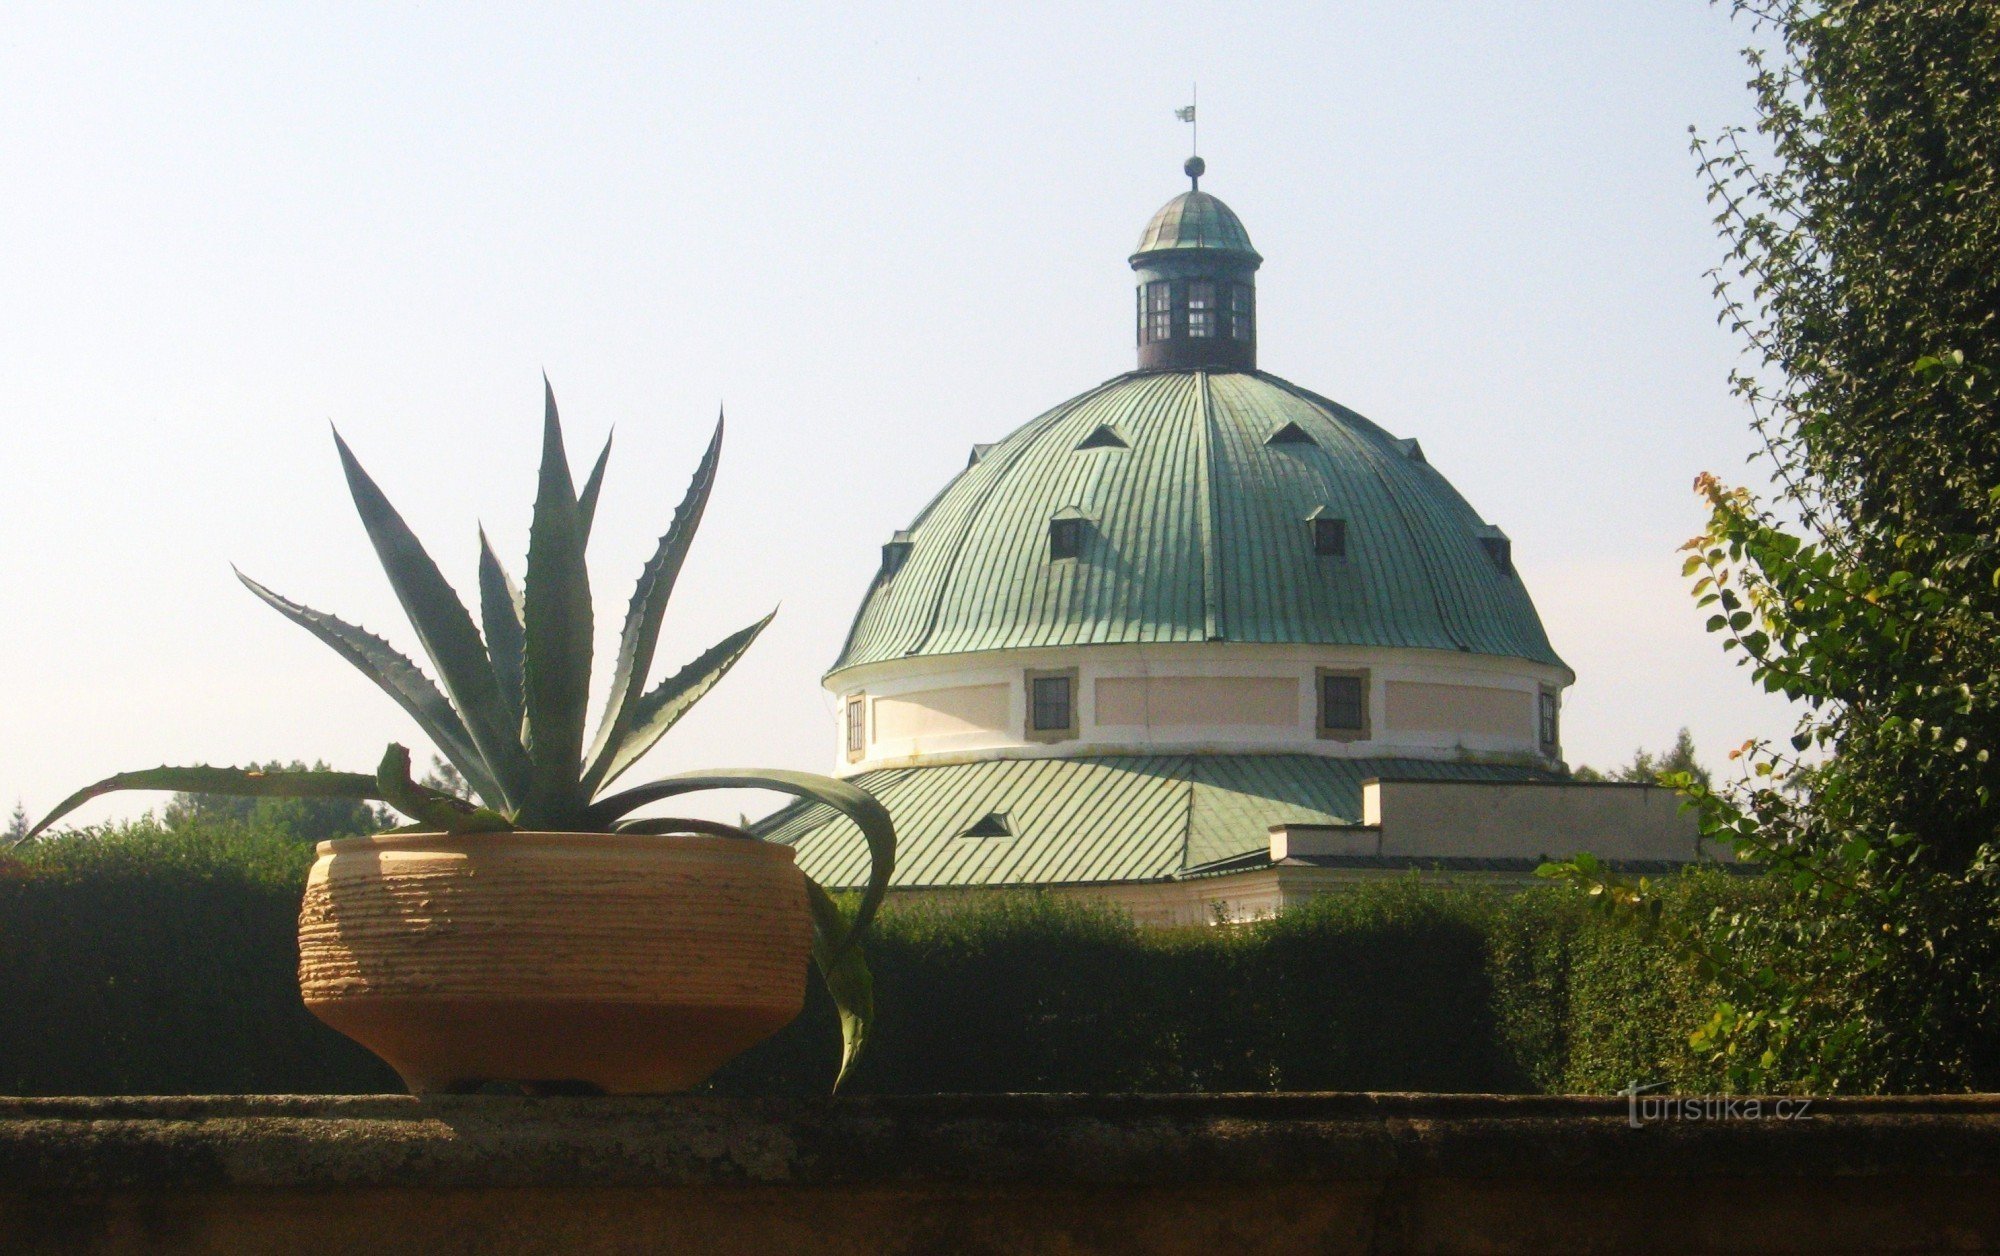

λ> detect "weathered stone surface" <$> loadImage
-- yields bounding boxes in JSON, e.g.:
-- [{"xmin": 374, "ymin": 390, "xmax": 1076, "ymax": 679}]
[{"xmin": 3, "ymin": 1092, "xmax": 1998, "ymax": 1252}]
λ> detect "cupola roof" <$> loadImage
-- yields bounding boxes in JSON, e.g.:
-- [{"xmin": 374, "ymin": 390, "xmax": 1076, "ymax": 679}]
[{"xmin": 1133, "ymin": 189, "xmax": 1260, "ymax": 262}]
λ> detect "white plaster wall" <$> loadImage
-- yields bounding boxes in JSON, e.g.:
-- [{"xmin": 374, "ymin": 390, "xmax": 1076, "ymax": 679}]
[
  {"xmin": 1361, "ymin": 779, "xmax": 1702, "ymax": 861},
  {"xmin": 826, "ymin": 642, "xmax": 1570, "ymax": 774}
]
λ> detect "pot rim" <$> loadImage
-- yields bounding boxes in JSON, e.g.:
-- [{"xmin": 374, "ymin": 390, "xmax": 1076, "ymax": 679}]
[{"xmin": 313, "ymin": 830, "xmax": 797, "ymax": 862}]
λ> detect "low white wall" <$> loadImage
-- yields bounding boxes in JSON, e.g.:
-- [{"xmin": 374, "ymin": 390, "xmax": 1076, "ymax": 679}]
[{"xmin": 1361, "ymin": 779, "xmax": 1703, "ymax": 862}]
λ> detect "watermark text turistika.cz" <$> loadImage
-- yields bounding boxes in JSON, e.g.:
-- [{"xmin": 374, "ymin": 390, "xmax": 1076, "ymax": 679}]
[{"xmin": 1619, "ymin": 1081, "xmax": 1815, "ymax": 1128}]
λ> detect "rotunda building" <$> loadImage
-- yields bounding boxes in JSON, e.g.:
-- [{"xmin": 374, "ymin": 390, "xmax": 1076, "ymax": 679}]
[{"xmin": 764, "ymin": 164, "xmax": 1705, "ymax": 924}]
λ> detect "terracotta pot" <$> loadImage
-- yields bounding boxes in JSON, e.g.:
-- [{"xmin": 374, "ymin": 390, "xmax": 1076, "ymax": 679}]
[{"xmin": 297, "ymin": 831, "xmax": 812, "ymax": 1094}]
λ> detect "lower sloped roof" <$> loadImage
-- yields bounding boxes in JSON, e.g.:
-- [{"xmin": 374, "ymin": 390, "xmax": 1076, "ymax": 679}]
[{"xmin": 756, "ymin": 754, "xmax": 1556, "ymax": 890}]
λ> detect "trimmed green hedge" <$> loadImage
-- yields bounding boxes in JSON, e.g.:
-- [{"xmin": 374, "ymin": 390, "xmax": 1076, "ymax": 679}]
[{"xmin": 0, "ymin": 822, "xmax": 1751, "ymax": 1096}]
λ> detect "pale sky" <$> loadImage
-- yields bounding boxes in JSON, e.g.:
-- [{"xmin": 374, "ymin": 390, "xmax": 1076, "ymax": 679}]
[{"xmin": 0, "ymin": 3, "xmax": 1795, "ymax": 826}]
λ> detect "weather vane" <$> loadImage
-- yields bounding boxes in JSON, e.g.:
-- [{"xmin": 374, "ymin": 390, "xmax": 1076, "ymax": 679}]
[{"xmin": 1175, "ymin": 85, "xmax": 1201, "ymax": 189}]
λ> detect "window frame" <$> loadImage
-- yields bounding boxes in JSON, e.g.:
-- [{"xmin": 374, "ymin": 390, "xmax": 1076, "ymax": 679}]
[
  {"xmin": 1316, "ymin": 668, "xmax": 1371, "ymax": 741},
  {"xmin": 1025, "ymin": 667, "xmax": 1080, "ymax": 743},
  {"xmin": 1144, "ymin": 281, "xmax": 1175, "ymax": 344},
  {"xmin": 1538, "ymin": 688, "xmax": 1560, "ymax": 751},
  {"xmin": 844, "ymin": 695, "xmax": 867, "ymax": 762},
  {"xmin": 1228, "ymin": 283, "xmax": 1254, "ymax": 341},
  {"xmin": 1187, "ymin": 280, "xmax": 1216, "ymax": 339},
  {"xmin": 1049, "ymin": 516, "xmax": 1085, "ymax": 561}
]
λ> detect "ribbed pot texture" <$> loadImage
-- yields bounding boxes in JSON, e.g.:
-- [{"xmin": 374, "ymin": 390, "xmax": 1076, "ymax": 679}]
[{"xmin": 298, "ymin": 832, "xmax": 813, "ymax": 1094}]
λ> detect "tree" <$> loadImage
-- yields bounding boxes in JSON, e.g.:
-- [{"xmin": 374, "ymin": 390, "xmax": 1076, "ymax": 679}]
[
  {"xmin": 419, "ymin": 754, "xmax": 470, "ymax": 801},
  {"xmin": 166, "ymin": 761, "xmax": 392, "ymax": 843},
  {"xmin": 3, "ymin": 800, "xmax": 26, "ymax": 845},
  {"xmin": 1572, "ymin": 729, "xmax": 1713, "ymax": 790},
  {"xmin": 1672, "ymin": 0, "xmax": 2000, "ymax": 1090}
]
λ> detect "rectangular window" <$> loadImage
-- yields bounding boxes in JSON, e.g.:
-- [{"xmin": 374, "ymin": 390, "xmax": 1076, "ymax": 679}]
[
  {"xmin": 1229, "ymin": 284, "xmax": 1253, "ymax": 341},
  {"xmin": 1188, "ymin": 281, "xmax": 1215, "ymax": 338},
  {"xmin": 1026, "ymin": 668, "xmax": 1079, "ymax": 741},
  {"xmin": 1049, "ymin": 517, "xmax": 1084, "ymax": 560},
  {"xmin": 1318, "ymin": 669, "xmax": 1369, "ymax": 740},
  {"xmin": 1146, "ymin": 282, "xmax": 1174, "ymax": 343},
  {"xmin": 1539, "ymin": 691, "xmax": 1559, "ymax": 748},
  {"xmin": 845, "ymin": 696, "xmax": 866, "ymax": 760},
  {"xmin": 1312, "ymin": 517, "xmax": 1347, "ymax": 557}
]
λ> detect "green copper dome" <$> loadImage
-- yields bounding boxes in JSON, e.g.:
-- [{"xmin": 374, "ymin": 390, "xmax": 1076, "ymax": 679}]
[
  {"xmin": 831, "ymin": 369, "xmax": 1567, "ymax": 675},
  {"xmin": 1133, "ymin": 190, "xmax": 1261, "ymax": 260}
]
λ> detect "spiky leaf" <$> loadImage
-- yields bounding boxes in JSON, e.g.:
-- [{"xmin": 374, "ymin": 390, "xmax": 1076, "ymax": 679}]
[
  {"xmin": 806, "ymin": 875, "xmax": 874, "ymax": 1092},
  {"xmin": 613, "ymin": 816, "xmax": 756, "ymax": 839},
  {"xmin": 518, "ymin": 380, "xmax": 594, "ymax": 826},
  {"xmin": 582, "ymin": 416, "xmax": 724, "ymax": 795},
  {"xmin": 589, "ymin": 610, "xmax": 774, "ymax": 792},
  {"xmin": 583, "ymin": 768, "xmax": 895, "ymax": 946},
  {"xmin": 234, "ymin": 569, "xmax": 506, "ymax": 808},
  {"xmin": 477, "ymin": 528, "xmax": 527, "ymax": 733},
  {"xmin": 333, "ymin": 428, "xmax": 531, "ymax": 808},
  {"xmin": 577, "ymin": 430, "xmax": 612, "ymax": 542},
  {"xmin": 375, "ymin": 743, "xmax": 514, "ymax": 833},
  {"xmin": 20, "ymin": 765, "xmax": 383, "ymax": 845}
]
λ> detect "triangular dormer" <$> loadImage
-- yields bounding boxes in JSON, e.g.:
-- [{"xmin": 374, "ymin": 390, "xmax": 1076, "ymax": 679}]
[
  {"xmin": 1267, "ymin": 421, "xmax": 1316, "ymax": 447},
  {"xmin": 1076, "ymin": 424, "xmax": 1129, "ymax": 451}
]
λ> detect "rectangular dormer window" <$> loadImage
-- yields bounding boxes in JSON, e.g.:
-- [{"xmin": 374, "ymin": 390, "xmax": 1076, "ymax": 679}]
[
  {"xmin": 1049, "ymin": 517, "xmax": 1084, "ymax": 561},
  {"xmin": 1313, "ymin": 517, "xmax": 1347, "ymax": 557},
  {"xmin": 1026, "ymin": 668, "xmax": 1079, "ymax": 742},
  {"xmin": 1539, "ymin": 690, "xmax": 1559, "ymax": 750},
  {"xmin": 1187, "ymin": 281, "xmax": 1216, "ymax": 338},
  {"xmin": 844, "ymin": 696, "xmax": 866, "ymax": 761},
  {"xmin": 1145, "ymin": 282, "xmax": 1173, "ymax": 343},
  {"xmin": 1229, "ymin": 284, "xmax": 1253, "ymax": 341},
  {"xmin": 1317, "ymin": 668, "xmax": 1370, "ymax": 741}
]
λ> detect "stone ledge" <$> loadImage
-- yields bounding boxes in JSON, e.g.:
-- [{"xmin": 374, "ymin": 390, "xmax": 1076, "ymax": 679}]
[{"xmin": 4, "ymin": 1093, "xmax": 1999, "ymax": 1253}]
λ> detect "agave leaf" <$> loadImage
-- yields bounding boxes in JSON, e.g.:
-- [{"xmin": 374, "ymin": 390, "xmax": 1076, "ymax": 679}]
[
  {"xmin": 333, "ymin": 428, "xmax": 531, "ymax": 809},
  {"xmin": 806, "ymin": 874, "xmax": 874, "ymax": 1093},
  {"xmin": 19, "ymin": 764, "xmax": 383, "ymax": 845},
  {"xmin": 374, "ymin": 743, "xmax": 514, "ymax": 834},
  {"xmin": 518, "ymin": 379, "xmax": 594, "ymax": 826},
  {"xmin": 581, "ymin": 415, "xmax": 725, "ymax": 795},
  {"xmin": 589, "ymin": 609, "xmax": 774, "ymax": 793},
  {"xmin": 234, "ymin": 569, "xmax": 507, "ymax": 809},
  {"xmin": 577, "ymin": 429, "xmax": 613, "ymax": 542},
  {"xmin": 583, "ymin": 767, "xmax": 895, "ymax": 947},
  {"xmin": 477, "ymin": 527, "xmax": 527, "ymax": 733}
]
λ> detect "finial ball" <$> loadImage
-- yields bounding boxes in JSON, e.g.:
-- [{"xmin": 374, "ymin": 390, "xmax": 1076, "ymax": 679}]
[{"xmin": 1184, "ymin": 155, "xmax": 1206, "ymax": 181}]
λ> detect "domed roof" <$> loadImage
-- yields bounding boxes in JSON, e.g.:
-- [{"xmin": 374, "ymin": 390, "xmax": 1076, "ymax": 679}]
[
  {"xmin": 831, "ymin": 370, "xmax": 1567, "ymax": 674},
  {"xmin": 1133, "ymin": 190, "xmax": 1261, "ymax": 260}
]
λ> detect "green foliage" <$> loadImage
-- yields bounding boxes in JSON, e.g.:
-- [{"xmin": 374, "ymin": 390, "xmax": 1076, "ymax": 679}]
[
  {"xmin": 1656, "ymin": 0, "xmax": 2000, "ymax": 1091},
  {"xmin": 164, "ymin": 760, "xmax": 392, "ymax": 842},
  {"xmin": 1571, "ymin": 728, "xmax": 1713, "ymax": 789},
  {"xmin": 2, "ymin": 832, "xmax": 1777, "ymax": 1096},
  {"xmin": 17, "ymin": 380, "xmax": 897, "ymax": 1086}
]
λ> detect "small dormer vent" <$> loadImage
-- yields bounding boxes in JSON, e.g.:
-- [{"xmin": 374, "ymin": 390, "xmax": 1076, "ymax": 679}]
[
  {"xmin": 1306, "ymin": 507, "xmax": 1347, "ymax": 558},
  {"xmin": 1049, "ymin": 509, "xmax": 1087, "ymax": 561},
  {"xmin": 1397, "ymin": 438, "xmax": 1426, "ymax": 464},
  {"xmin": 968, "ymin": 443, "xmax": 995, "ymax": 468},
  {"xmin": 1075, "ymin": 424, "xmax": 1129, "ymax": 451},
  {"xmin": 1267, "ymin": 421, "xmax": 1317, "ymax": 447},
  {"xmin": 1477, "ymin": 526, "xmax": 1513, "ymax": 574},
  {"xmin": 962, "ymin": 811, "xmax": 1013, "ymax": 838},
  {"xmin": 880, "ymin": 531, "xmax": 914, "ymax": 575}
]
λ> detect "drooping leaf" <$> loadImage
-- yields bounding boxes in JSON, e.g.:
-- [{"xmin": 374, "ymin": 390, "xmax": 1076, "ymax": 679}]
[
  {"xmin": 333, "ymin": 427, "xmax": 531, "ymax": 809},
  {"xmin": 806, "ymin": 875, "xmax": 874, "ymax": 1092},
  {"xmin": 581, "ymin": 415, "xmax": 725, "ymax": 795},
  {"xmin": 583, "ymin": 767, "xmax": 895, "ymax": 946},
  {"xmin": 588, "ymin": 610, "xmax": 774, "ymax": 792},
  {"xmin": 374, "ymin": 743, "xmax": 514, "ymax": 834},
  {"xmin": 20, "ymin": 764, "xmax": 383, "ymax": 845},
  {"xmin": 477, "ymin": 527, "xmax": 527, "ymax": 733},
  {"xmin": 577, "ymin": 429, "xmax": 613, "ymax": 543},
  {"xmin": 234, "ymin": 569, "xmax": 506, "ymax": 809},
  {"xmin": 517, "ymin": 379, "xmax": 594, "ymax": 827}
]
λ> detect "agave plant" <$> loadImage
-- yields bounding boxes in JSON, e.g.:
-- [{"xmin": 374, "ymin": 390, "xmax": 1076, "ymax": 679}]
[{"xmin": 21, "ymin": 381, "xmax": 893, "ymax": 1084}]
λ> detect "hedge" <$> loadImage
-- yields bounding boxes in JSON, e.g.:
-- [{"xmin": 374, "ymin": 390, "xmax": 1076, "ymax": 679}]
[{"xmin": 0, "ymin": 821, "xmax": 1752, "ymax": 1096}]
